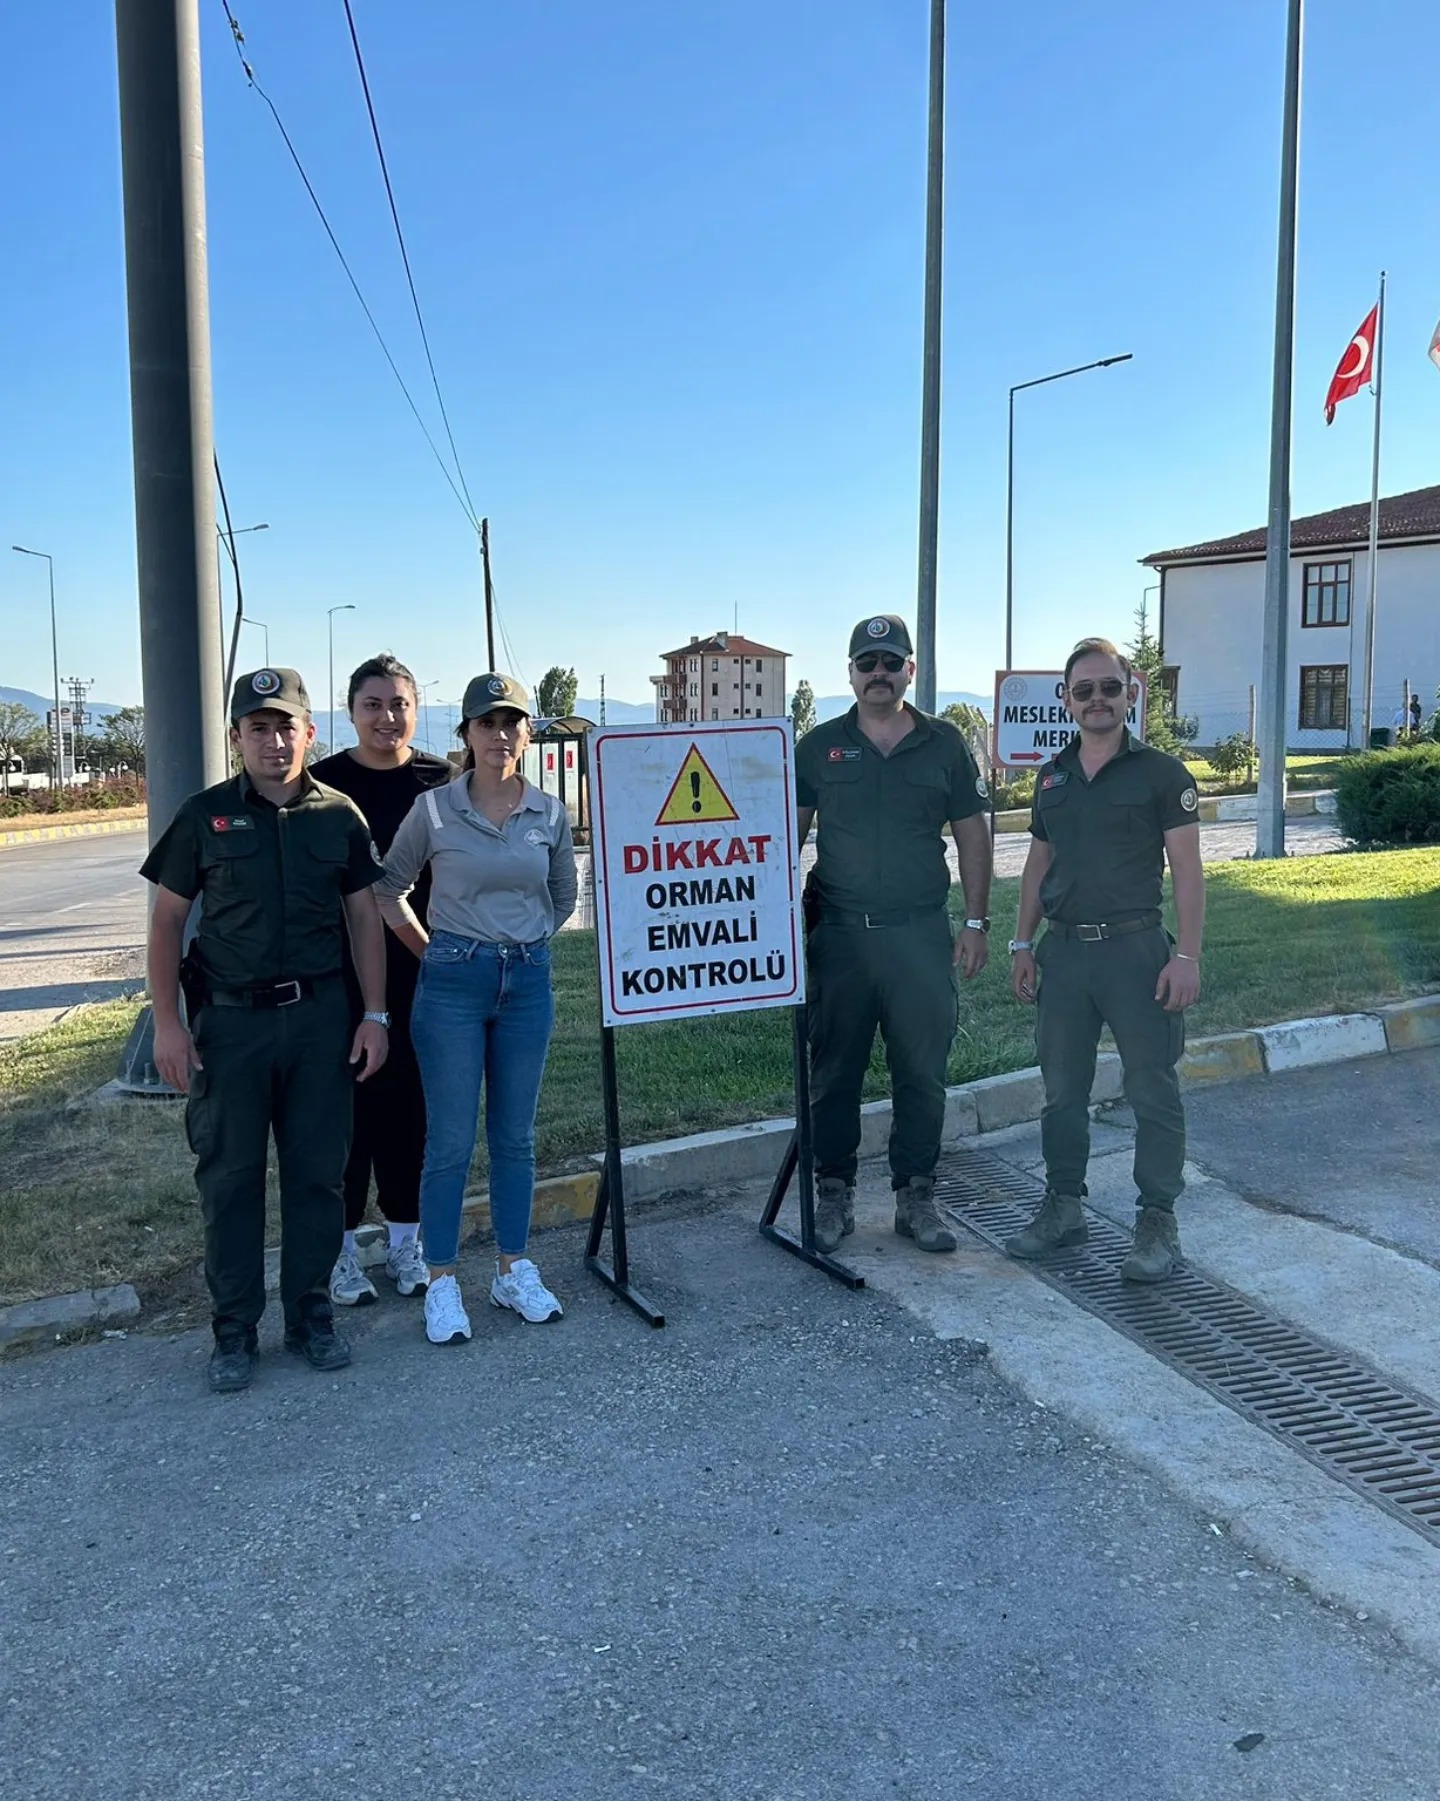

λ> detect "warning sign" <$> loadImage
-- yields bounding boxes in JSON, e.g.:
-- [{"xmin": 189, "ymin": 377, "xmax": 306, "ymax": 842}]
[
  {"xmin": 590, "ymin": 721, "xmax": 804, "ymax": 1027},
  {"xmin": 992, "ymin": 669, "xmax": 1147, "ymax": 767},
  {"xmin": 655, "ymin": 744, "xmax": 739, "ymax": 826}
]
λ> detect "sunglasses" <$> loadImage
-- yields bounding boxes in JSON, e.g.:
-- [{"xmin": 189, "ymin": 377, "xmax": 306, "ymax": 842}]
[
  {"xmin": 854, "ymin": 652, "xmax": 906, "ymax": 674},
  {"xmin": 1068, "ymin": 678, "xmax": 1128, "ymax": 702}
]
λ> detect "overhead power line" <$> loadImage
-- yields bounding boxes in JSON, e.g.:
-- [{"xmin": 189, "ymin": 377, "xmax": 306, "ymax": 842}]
[
  {"xmin": 218, "ymin": 0, "xmax": 476, "ymax": 526},
  {"xmin": 339, "ymin": 0, "xmax": 479, "ymax": 526}
]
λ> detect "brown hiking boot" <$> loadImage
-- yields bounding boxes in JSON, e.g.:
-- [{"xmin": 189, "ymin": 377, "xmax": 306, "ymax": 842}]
[
  {"xmin": 813, "ymin": 1177, "xmax": 855, "ymax": 1253},
  {"xmin": 1121, "ymin": 1206, "xmax": 1182, "ymax": 1283},
  {"xmin": 1005, "ymin": 1192, "xmax": 1087, "ymax": 1260},
  {"xmin": 894, "ymin": 1176, "xmax": 957, "ymax": 1253}
]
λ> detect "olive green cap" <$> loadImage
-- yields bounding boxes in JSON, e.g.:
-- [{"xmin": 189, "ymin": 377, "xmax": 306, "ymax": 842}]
[
  {"xmin": 230, "ymin": 667, "xmax": 311, "ymax": 721},
  {"xmin": 460, "ymin": 672, "xmax": 530, "ymax": 719}
]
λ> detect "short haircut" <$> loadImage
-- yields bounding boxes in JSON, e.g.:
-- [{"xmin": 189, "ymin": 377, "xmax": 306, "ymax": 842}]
[
  {"xmin": 1064, "ymin": 637, "xmax": 1132, "ymax": 685},
  {"xmin": 347, "ymin": 652, "xmax": 417, "ymax": 712}
]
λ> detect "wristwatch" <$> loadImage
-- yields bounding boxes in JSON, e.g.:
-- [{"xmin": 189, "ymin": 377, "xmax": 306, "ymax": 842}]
[
  {"xmin": 963, "ymin": 917, "xmax": 991, "ymax": 933},
  {"xmin": 1008, "ymin": 939, "xmax": 1034, "ymax": 955},
  {"xmin": 362, "ymin": 1010, "xmax": 392, "ymax": 1028}
]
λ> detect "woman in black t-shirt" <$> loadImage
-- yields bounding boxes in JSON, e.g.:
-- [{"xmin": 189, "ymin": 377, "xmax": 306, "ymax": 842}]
[{"xmin": 312, "ymin": 654, "xmax": 451, "ymax": 1306}]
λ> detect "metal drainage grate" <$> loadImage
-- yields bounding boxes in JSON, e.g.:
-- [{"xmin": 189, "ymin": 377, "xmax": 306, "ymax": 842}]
[{"xmin": 934, "ymin": 1148, "xmax": 1440, "ymax": 1549}]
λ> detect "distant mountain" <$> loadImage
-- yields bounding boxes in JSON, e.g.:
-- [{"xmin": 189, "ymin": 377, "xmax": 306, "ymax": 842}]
[
  {"xmin": 0, "ymin": 686, "xmax": 126, "ymax": 722},
  {"xmin": 813, "ymin": 689, "xmax": 990, "ymax": 723},
  {"xmin": 572, "ymin": 695, "xmax": 653, "ymax": 724}
]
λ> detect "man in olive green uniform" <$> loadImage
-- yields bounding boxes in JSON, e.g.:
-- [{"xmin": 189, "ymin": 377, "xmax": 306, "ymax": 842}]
[
  {"xmin": 143, "ymin": 668, "xmax": 391, "ymax": 1392},
  {"xmin": 795, "ymin": 615, "xmax": 993, "ymax": 1254},
  {"xmin": 1007, "ymin": 638, "xmax": 1205, "ymax": 1282}
]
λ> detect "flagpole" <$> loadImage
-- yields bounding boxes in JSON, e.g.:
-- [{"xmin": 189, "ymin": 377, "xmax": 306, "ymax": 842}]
[
  {"xmin": 1254, "ymin": 0, "xmax": 1304, "ymax": 861},
  {"xmin": 1360, "ymin": 269, "xmax": 1386, "ymax": 749}
]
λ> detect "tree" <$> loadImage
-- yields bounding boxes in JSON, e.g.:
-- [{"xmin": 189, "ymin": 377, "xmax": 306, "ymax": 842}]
[
  {"xmin": 1126, "ymin": 603, "xmax": 1191, "ymax": 757},
  {"xmin": 790, "ymin": 680, "xmax": 817, "ymax": 738},
  {"xmin": 97, "ymin": 705, "xmax": 146, "ymax": 775},
  {"xmin": 536, "ymin": 666, "xmax": 579, "ymax": 720},
  {"xmin": 304, "ymin": 738, "xmax": 330, "ymax": 767},
  {"xmin": 0, "ymin": 702, "xmax": 44, "ymax": 794}
]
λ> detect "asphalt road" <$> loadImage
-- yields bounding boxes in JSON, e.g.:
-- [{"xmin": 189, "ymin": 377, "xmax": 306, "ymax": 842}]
[{"xmin": 5, "ymin": 1201, "xmax": 1440, "ymax": 1801}]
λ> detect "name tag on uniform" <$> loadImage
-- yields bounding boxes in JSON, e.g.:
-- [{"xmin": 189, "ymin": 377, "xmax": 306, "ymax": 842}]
[
  {"xmin": 827, "ymin": 747, "xmax": 862, "ymax": 762},
  {"xmin": 1040, "ymin": 771, "xmax": 1069, "ymax": 790},
  {"xmin": 210, "ymin": 815, "xmax": 255, "ymax": 832}
]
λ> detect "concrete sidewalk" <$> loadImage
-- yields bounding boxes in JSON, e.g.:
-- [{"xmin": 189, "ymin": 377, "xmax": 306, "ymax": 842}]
[{"xmin": 6, "ymin": 1176, "xmax": 1440, "ymax": 1798}]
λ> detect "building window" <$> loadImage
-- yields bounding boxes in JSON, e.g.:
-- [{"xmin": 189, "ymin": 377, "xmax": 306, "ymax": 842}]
[
  {"xmin": 711, "ymin": 683, "xmax": 718, "ymax": 696},
  {"xmin": 733, "ymin": 681, "xmax": 740, "ymax": 690},
  {"xmin": 1303, "ymin": 560, "xmax": 1351, "ymax": 627},
  {"xmin": 710, "ymin": 708, "xmax": 718, "ymax": 720},
  {"xmin": 1299, "ymin": 664, "xmax": 1348, "ymax": 730},
  {"xmin": 755, "ymin": 659, "xmax": 763, "ymax": 672},
  {"xmin": 711, "ymin": 660, "xmax": 718, "ymax": 672}
]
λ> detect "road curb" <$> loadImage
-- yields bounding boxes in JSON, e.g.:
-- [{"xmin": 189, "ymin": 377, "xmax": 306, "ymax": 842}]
[
  {"xmin": 6, "ymin": 997, "xmax": 1434, "ymax": 1342},
  {"xmin": 0, "ymin": 813, "xmax": 147, "ymax": 849},
  {"xmin": 991, "ymin": 788, "xmax": 1337, "ymax": 834}
]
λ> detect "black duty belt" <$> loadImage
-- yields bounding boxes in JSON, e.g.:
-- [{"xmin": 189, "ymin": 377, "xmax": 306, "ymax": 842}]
[
  {"xmin": 820, "ymin": 905, "xmax": 946, "ymax": 931},
  {"xmin": 205, "ymin": 973, "xmax": 342, "ymax": 1009},
  {"xmin": 1047, "ymin": 913, "xmax": 1161, "ymax": 942}
]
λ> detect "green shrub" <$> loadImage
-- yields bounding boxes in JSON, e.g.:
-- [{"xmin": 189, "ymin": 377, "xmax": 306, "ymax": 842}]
[
  {"xmin": 993, "ymin": 771, "xmax": 1035, "ymax": 811},
  {"xmin": 0, "ymin": 778, "xmax": 146, "ymax": 820},
  {"xmin": 1208, "ymin": 732, "xmax": 1257, "ymax": 781},
  {"xmin": 1335, "ymin": 745, "xmax": 1440, "ymax": 846}
]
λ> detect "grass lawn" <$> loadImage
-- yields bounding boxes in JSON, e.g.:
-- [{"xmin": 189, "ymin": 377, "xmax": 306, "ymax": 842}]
[
  {"xmin": 1184, "ymin": 752, "xmax": 1353, "ymax": 795},
  {"xmin": 4, "ymin": 846, "xmax": 1438, "ymax": 1308}
]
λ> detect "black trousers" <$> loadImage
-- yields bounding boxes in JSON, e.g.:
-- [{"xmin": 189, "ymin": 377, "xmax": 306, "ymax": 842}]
[
  {"xmin": 342, "ymin": 1010, "xmax": 425, "ymax": 1230},
  {"xmin": 1035, "ymin": 926, "xmax": 1186, "ymax": 1210},
  {"xmin": 807, "ymin": 910, "xmax": 958, "ymax": 1189},
  {"xmin": 186, "ymin": 982, "xmax": 353, "ymax": 1335}
]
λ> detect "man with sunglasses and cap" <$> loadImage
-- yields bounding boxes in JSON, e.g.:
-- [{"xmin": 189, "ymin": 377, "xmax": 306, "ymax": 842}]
[
  {"xmin": 795, "ymin": 615, "xmax": 993, "ymax": 1255},
  {"xmin": 142, "ymin": 667, "xmax": 391, "ymax": 1393},
  {"xmin": 1006, "ymin": 637, "xmax": 1204, "ymax": 1282}
]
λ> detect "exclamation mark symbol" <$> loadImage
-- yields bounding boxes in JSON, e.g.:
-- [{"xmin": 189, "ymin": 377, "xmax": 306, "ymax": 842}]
[{"xmin": 690, "ymin": 771, "xmax": 702, "ymax": 814}]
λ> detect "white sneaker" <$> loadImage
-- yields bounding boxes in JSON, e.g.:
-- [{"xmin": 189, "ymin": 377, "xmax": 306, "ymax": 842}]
[
  {"xmin": 385, "ymin": 1235, "xmax": 429, "ymax": 1297},
  {"xmin": 489, "ymin": 1258, "xmax": 563, "ymax": 1324},
  {"xmin": 424, "ymin": 1273, "xmax": 472, "ymax": 1345},
  {"xmin": 330, "ymin": 1248, "xmax": 378, "ymax": 1307}
]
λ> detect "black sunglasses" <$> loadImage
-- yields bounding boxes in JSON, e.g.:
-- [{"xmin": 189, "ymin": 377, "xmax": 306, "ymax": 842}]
[
  {"xmin": 1068, "ymin": 677, "xmax": 1127, "ymax": 702},
  {"xmin": 854, "ymin": 652, "xmax": 906, "ymax": 674}
]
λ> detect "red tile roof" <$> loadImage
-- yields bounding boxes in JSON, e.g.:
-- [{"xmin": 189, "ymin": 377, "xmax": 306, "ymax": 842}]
[
  {"xmin": 658, "ymin": 633, "xmax": 789, "ymax": 660},
  {"xmin": 1142, "ymin": 483, "xmax": 1440, "ymax": 566}
]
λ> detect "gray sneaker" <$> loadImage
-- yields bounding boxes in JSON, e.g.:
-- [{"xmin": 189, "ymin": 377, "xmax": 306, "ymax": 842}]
[
  {"xmin": 812, "ymin": 1177, "xmax": 855, "ymax": 1253},
  {"xmin": 1121, "ymin": 1206, "xmax": 1182, "ymax": 1283},
  {"xmin": 894, "ymin": 1176, "xmax": 957, "ymax": 1253},
  {"xmin": 329, "ymin": 1247, "xmax": 379, "ymax": 1307},
  {"xmin": 1005, "ymin": 1192, "xmax": 1087, "ymax": 1260}
]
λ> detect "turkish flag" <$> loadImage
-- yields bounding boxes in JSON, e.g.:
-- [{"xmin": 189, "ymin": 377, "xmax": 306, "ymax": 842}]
[{"xmin": 1324, "ymin": 304, "xmax": 1378, "ymax": 423}]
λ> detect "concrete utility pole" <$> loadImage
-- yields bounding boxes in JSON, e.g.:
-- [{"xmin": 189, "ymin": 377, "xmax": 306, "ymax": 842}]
[
  {"xmin": 1254, "ymin": 0, "xmax": 1304, "ymax": 860},
  {"xmin": 914, "ymin": 0, "xmax": 945, "ymax": 713},
  {"xmin": 116, "ymin": 0, "xmax": 228, "ymax": 836}
]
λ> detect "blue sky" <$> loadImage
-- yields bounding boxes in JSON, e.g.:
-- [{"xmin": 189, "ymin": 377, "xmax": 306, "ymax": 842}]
[{"xmin": 3, "ymin": 1, "xmax": 1437, "ymax": 743}]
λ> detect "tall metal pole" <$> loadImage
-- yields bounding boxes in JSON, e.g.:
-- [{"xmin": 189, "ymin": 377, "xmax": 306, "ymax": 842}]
[
  {"xmin": 480, "ymin": 517, "xmax": 497, "ymax": 671},
  {"xmin": 1003, "ymin": 389, "xmax": 1015, "ymax": 671},
  {"xmin": 10, "ymin": 547, "xmax": 63, "ymax": 787},
  {"xmin": 327, "ymin": 603, "xmax": 355, "ymax": 753},
  {"xmin": 914, "ymin": 0, "xmax": 945, "ymax": 714},
  {"xmin": 1359, "ymin": 270, "xmax": 1386, "ymax": 750},
  {"xmin": 116, "ymin": 0, "xmax": 227, "ymax": 835},
  {"xmin": 1254, "ymin": 0, "xmax": 1304, "ymax": 860}
]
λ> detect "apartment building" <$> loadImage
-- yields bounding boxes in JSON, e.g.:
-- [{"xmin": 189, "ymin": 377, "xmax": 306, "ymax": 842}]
[{"xmin": 652, "ymin": 632, "xmax": 790, "ymax": 725}]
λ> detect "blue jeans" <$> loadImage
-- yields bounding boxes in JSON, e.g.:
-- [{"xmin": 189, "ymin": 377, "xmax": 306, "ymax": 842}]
[{"xmin": 410, "ymin": 931, "xmax": 555, "ymax": 1266}]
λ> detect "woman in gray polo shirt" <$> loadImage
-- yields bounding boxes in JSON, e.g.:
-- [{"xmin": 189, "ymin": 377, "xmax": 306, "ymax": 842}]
[{"xmin": 377, "ymin": 673, "xmax": 578, "ymax": 1346}]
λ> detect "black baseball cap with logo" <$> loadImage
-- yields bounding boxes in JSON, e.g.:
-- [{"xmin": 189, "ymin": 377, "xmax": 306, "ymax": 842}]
[
  {"xmin": 460, "ymin": 672, "xmax": 531, "ymax": 720},
  {"xmin": 230, "ymin": 667, "xmax": 311, "ymax": 721},
  {"xmin": 848, "ymin": 615, "xmax": 914, "ymax": 660}
]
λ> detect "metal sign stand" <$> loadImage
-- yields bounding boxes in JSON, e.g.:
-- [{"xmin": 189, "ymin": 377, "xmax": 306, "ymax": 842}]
[
  {"xmin": 757, "ymin": 1004, "xmax": 864, "ymax": 1291},
  {"xmin": 584, "ymin": 1023, "xmax": 666, "ymax": 1327}
]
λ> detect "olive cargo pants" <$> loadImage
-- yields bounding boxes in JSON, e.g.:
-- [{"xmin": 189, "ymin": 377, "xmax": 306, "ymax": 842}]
[
  {"xmin": 1035, "ymin": 926, "xmax": 1186, "ymax": 1210},
  {"xmin": 807, "ymin": 910, "xmax": 958, "ymax": 1189},
  {"xmin": 186, "ymin": 983, "xmax": 354, "ymax": 1335}
]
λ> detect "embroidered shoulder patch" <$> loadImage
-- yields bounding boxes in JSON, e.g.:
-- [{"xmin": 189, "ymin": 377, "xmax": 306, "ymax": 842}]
[
  {"xmin": 1040, "ymin": 771, "xmax": 1069, "ymax": 790},
  {"xmin": 1180, "ymin": 787, "xmax": 1199, "ymax": 812},
  {"xmin": 210, "ymin": 815, "xmax": 255, "ymax": 832},
  {"xmin": 827, "ymin": 746, "xmax": 862, "ymax": 762}
]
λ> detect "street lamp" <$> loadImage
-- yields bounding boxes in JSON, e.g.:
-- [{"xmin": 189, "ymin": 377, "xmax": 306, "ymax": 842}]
[
  {"xmin": 1004, "ymin": 354, "xmax": 1133, "ymax": 669},
  {"xmin": 327, "ymin": 603, "xmax": 356, "ymax": 753},
  {"xmin": 11, "ymin": 545, "xmax": 64, "ymax": 788},
  {"xmin": 243, "ymin": 617, "xmax": 271, "ymax": 663},
  {"xmin": 417, "ymin": 679, "xmax": 438, "ymax": 754}
]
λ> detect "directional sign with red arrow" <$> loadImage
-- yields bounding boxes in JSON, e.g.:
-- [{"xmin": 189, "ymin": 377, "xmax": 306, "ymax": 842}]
[{"xmin": 992, "ymin": 670, "xmax": 1146, "ymax": 768}]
